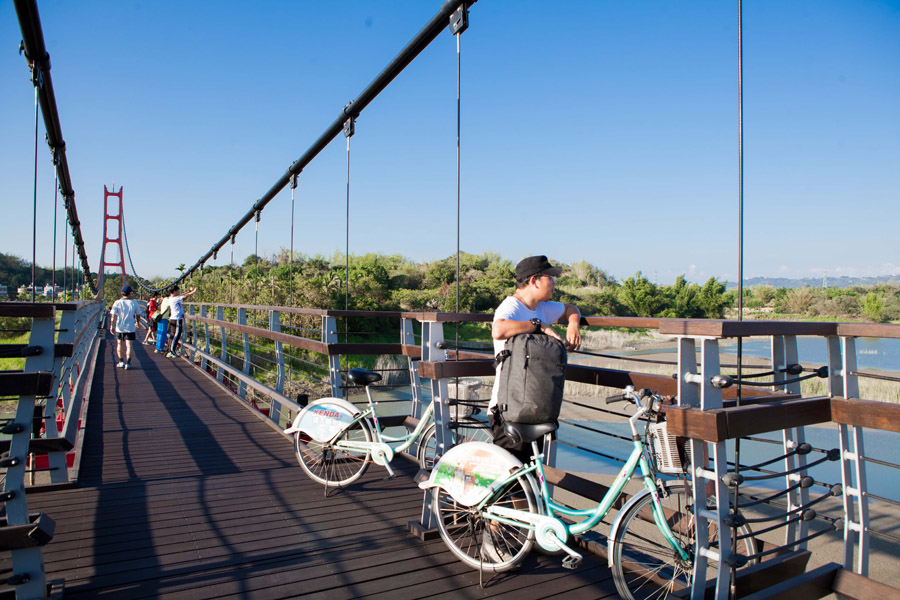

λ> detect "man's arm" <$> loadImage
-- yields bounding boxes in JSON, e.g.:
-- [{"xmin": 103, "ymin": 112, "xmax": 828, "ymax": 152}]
[
  {"xmin": 183, "ymin": 287, "xmax": 198, "ymax": 300},
  {"xmin": 109, "ymin": 313, "xmax": 117, "ymax": 334},
  {"xmin": 561, "ymin": 303, "xmax": 582, "ymax": 350},
  {"xmin": 492, "ymin": 318, "xmax": 539, "ymax": 341}
]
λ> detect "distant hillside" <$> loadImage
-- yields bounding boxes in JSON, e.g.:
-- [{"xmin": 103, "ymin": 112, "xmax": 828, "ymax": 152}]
[{"xmin": 726, "ymin": 275, "xmax": 900, "ymax": 290}]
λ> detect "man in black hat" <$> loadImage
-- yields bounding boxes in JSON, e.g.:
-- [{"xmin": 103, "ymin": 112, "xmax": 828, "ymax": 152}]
[
  {"xmin": 489, "ymin": 254, "xmax": 582, "ymax": 410},
  {"xmin": 109, "ymin": 285, "xmax": 143, "ymax": 370}
]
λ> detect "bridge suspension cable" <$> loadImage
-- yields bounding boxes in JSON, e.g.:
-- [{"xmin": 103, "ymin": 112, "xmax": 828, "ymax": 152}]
[
  {"xmin": 14, "ymin": 0, "xmax": 98, "ymax": 295},
  {"xmin": 168, "ymin": 0, "xmax": 477, "ymax": 289}
]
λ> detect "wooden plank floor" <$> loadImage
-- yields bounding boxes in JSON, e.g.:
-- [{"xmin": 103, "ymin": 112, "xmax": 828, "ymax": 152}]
[{"xmin": 26, "ymin": 336, "xmax": 621, "ymax": 599}]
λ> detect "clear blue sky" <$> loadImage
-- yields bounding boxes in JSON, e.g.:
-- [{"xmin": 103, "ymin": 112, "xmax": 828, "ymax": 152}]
[{"xmin": 2, "ymin": 1, "xmax": 898, "ymax": 285}]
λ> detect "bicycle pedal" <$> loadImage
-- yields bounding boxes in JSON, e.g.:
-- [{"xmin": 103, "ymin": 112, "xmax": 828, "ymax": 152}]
[{"xmin": 562, "ymin": 555, "xmax": 582, "ymax": 570}]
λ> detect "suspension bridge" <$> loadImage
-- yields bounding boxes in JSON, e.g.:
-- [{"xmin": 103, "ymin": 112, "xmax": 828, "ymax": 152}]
[{"xmin": 3, "ymin": 1, "xmax": 900, "ymax": 599}]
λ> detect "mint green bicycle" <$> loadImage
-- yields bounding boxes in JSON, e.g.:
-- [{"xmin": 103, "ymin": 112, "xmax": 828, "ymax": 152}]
[
  {"xmin": 284, "ymin": 368, "xmax": 489, "ymax": 488},
  {"xmin": 419, "ymin": 386, "xmax": 755, "ymax": 599}
]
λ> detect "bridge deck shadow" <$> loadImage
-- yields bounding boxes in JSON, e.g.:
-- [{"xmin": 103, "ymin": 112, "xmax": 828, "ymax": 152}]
[{"xmin": 22, "ymin": 335, "xmax": 617, "ymax": 599}]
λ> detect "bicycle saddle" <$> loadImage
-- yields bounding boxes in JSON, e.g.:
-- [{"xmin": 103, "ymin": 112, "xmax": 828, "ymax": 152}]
[
  {"xmin": 503, "ymin": 421, "xmax": 558, "ymax": 445},
  {"xmin": 348, "ymin": 368, "xmax": 382, "ymax": 385}
]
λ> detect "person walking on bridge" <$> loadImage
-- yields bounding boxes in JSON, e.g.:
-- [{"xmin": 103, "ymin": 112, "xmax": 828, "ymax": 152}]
[
  {"xmin": 109, "ymin": 285, "xmax": 143, "ymax": 370},
  {"xmin": 162, "ymin": 285, "xmax": 197, "ymax": 359}
]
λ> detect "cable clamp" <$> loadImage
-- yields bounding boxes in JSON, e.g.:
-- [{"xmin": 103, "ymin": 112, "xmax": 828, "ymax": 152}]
[{"xmin": 449, "ymin": 4, "xmax": 469, "ymax": 35}]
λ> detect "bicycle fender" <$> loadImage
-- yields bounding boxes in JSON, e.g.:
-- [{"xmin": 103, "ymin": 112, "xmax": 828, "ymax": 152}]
[
  {"xmin": 283, "ymin": 397, "xmax": 361, "ymax": 442},
  {"xmin": 418, "ymin": 441, "xmax": 523, "ymax": 507},
  {"xmin": 607, "ymin": 487, "xmax": 653, "ymax": 568}
]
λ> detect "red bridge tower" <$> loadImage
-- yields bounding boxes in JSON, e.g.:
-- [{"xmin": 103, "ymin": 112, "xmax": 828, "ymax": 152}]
[{"xmin": 100, "ymin": 185, "xmax": 127, "ymax": 288}]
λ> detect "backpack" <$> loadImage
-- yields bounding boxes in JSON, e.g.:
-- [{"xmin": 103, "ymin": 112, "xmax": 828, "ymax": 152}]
[{"xmin": 494, "ymin": 333, "xmax": 567, "ymax": 424}]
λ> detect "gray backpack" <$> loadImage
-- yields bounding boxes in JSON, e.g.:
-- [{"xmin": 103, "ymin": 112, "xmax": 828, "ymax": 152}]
[{"xmin": 495, "ymin": 333, "xmax": 567, "ymax": 424}]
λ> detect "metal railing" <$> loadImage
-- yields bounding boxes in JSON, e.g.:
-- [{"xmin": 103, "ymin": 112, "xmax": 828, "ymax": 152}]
[{"xmin": 0, "ymin": 300, "xmax": 103, "ymax": 598}]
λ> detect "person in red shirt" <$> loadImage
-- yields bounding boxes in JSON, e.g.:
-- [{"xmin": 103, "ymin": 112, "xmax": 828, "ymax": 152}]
[{"xmin": 143, "ymin": 293, "xmax": 160, "ymax": 345}]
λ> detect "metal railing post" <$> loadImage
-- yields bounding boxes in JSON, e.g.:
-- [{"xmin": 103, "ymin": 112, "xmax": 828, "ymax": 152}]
[
  {"xmin": 238, "ymin": 308, "xmax": 250, "ymax": 399},
  {"xmin": 323, "ymin": 315, "xmax": 342, "ymax": 398},
  {"xmin": 773, "ymin": 334, "xmax": 809, "ymax": 548},
  {"xmin": 216, "ymin": 306, "xmax": 226, "ymax": 383},
  {"xmin": 200, "ymin": 305, "xmax": 209, "ymax": 373},
  {"xmin": 271, "ymin": 309, "xmax": 285, "ymax": 425},
  {"xmin": 45, "ymin": 308, "xmax": 76, "ymax": 483},
  {"xmin": 401, "ymin": 317, "xmax": 421, "ymax": 418},
  {"xmin": 415, "ymin": 320, "xmax": 450, "ymax": 531},
  {"xmin": 839, "ymin": 335, "xmax": 869, "ymax": 575}
]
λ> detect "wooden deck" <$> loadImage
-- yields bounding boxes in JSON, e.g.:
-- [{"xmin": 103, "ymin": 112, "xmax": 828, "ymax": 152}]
[{"xmin": 24, "ymin": 336, "xmax": 621, "ymax": 599}]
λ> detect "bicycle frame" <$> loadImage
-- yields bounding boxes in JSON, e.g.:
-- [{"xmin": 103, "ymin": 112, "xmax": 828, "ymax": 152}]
[
  {"xmin": 330, "ymin": 387, "xmax": 435, "ymax": 457},
  {"xmin": 477, "ymin": 418, "xmax": 690, "ymax": 563}
]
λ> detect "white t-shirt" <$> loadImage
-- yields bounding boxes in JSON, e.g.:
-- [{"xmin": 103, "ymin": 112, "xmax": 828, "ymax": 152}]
[
  {"xmin": 161, "ymin": 295, "xmax": 185, "ymax": 320},
  {"xmin": 489, "ymin": 296, "xmax": 566, "ymax": 409},
  {"xmin": 110, "ymin": 298, "xmax": 141, "ymax": 333},
  {"xmin": 168, "ymin": 295, "xmax": 185, "ymax": 320}
]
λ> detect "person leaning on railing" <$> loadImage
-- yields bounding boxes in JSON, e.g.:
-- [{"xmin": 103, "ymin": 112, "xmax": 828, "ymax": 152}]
[
  {"xmin": 489, "ymin": 255, "xmax": 582, "ymax": 459},
  {"xmin": 161, "ymin": 285, "xmax": 197, "ymax": 359}
]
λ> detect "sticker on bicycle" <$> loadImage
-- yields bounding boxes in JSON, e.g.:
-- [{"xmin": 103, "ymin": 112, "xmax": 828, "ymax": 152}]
[
  {"xmin": 298, "ymin": 403, "xmax": 357, "ymax": 443},
  {"xmin": 420, "ymin": 441, "xmax": 522, "ymax": 506}
]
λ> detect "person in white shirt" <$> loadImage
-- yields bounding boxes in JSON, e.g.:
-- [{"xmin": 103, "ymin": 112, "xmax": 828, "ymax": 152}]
[
  {"xmin": 489, "ymin": 255, "xmax": 582, "ymax": 456},
  {"xmin": 109, "ymin": 286, "xmax": 143, "ymax": 370},
  {"xmin": 162, "ymin": 285, "xmax": 197, "ymax": 358}
]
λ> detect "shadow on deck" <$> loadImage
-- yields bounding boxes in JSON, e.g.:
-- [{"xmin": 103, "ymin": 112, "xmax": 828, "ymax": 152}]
[{"xmin": 26, "ymin": 337, "xmax": 619, "ymax": 599}]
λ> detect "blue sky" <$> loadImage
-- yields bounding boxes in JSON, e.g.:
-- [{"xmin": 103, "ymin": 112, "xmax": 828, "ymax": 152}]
[{"xmin": 2, "ymin": 1, "xmax": 898, "ymax": 285}]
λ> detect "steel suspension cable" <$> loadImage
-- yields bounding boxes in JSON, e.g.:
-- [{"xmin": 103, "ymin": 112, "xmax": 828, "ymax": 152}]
[
  {"xmin": 344, "ymin": 118, "xmax": 354, "ymax": 336},
  {"xmin": 455, "ymin": 20, "xmax": 463, "ymax": 355},
  {"xmin": 254, "ymin": 211, "xmax": 260, "ymax": 299},
  {"xmin": 732, "ymin": 0, "xmax": 746, "ymax": 579},
  {"xmin": 170, "ymin": 1, "xmax": 476, "ymax": 289},
  {"xmin": 52, "ymin": 156, "xmax": 59, "ymax": 295},
  {"xmin": 122, "ymin": 209, "xmax": 168, "ymax": 293},
  {"xmin": 31, "ymin": 65, "xmax": 39, "ymax": 303},
  {"xmin": 289, "ymin": 174, "xmax": 298, "ymax": 307}
]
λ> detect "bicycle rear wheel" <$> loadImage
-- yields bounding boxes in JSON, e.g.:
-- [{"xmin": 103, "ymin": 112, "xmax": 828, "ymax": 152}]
[
  {"xmin": 611, "ymin": 483, "xmax": 756, "ymax": 600},
  {"xmin": 434, "ymin": 475, "xmax": 537, "ymax": 572},
  {"xmin": 417, "ymin": 419, "xmax": 494, "ymax": 470},
  {"xmin": 294, "ymin": 417, "xmax": 372, "ymax": 487}
]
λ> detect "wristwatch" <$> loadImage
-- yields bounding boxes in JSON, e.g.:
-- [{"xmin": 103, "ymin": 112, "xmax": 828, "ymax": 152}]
[{"xmin": 530, "ymin": 318, "xmax": 542, "ymax": 332}]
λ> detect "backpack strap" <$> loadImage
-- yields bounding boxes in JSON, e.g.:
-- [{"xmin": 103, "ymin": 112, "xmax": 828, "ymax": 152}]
[{"xmin": 493, "ymin": 348, "xmax": 511, "ymax": 369}]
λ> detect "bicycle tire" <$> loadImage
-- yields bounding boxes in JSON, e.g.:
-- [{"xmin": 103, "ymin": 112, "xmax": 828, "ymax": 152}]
[
  {"xmin": 418, "ymin": 419, "xmax": 495, "ymax": 470},
  {"xmin": 611, "ymin": 482, "xmax": 756, "ymax": 600},
  {"xmin": 294, "ymin": 412, "xmax": 373, "ymax": 487},
  {"xmin": 434, "ymin": 474, "xmax": 537, "ymax": 572}
]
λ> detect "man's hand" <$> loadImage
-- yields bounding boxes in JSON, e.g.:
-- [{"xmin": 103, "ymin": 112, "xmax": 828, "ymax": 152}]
[{"xmin": 565, "ymin": 322, "xmax": 582, "ymax": 351}]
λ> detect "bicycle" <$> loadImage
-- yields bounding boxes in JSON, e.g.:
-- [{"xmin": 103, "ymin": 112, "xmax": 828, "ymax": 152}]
[
  {"xmin": 419, "ymin": 386, "xmax": 755, "ymax": 599},
  {"xmin": 284, "ymin": 368, "xmax": 490, "ymax": 489}
]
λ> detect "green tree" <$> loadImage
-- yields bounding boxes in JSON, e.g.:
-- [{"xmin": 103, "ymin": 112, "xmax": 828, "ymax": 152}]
[
  {"xmin": 618, "ymin": 272, "xmax": 666, "ymax": 317},
  {"xmin": 862, "ymin": 292, "xmax": 887, "ymax": 322}
]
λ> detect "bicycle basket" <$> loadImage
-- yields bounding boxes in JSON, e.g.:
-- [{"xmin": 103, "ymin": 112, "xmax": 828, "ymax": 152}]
[{"xmin": 649, "ymin": 421, "xmax": 691, "ymax": 474}]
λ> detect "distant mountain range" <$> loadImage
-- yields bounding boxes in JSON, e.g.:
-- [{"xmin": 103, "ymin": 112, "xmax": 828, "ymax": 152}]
[{"xmin": 726, "ymin": 275, "xmax": 900, "ymax": 290}]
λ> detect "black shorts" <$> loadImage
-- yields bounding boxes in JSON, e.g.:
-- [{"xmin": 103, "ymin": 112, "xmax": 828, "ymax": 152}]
[{"xmin": 116, "ymin": 331, "xmax": 136, "ymax": 341}]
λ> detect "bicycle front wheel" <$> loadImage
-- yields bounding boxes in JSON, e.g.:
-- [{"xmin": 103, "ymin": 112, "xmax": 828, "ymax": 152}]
[
  {"xmin": 294, "ymin": 417, "xmax": 372, "ymax": 487},
  {"xmin": 434, "ymin": 475, "xmax": 537, "ymax": 572},
  {"xmin": 611, "ymin": 483, "xmax": 756, "ymax": 600}
]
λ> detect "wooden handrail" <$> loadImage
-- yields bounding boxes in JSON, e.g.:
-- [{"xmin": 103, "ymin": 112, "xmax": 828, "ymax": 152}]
[
  {"xmin": 830, "ymin": 397, "xmax": 900, "ymax": 434},
  {"xmin": 659, "ymin": 319, "xmax": 837, "ymax": 338},
  {"xmin": 665, "ymin": 397, "xmax": 833, "ymax": 443},
  {"xmin": 0, "ymin": 302, "xmax": 55, "ymax": 319},
  {"xmin": 836, "ymin": 322, "xmax": 900, "ymax": 340}
]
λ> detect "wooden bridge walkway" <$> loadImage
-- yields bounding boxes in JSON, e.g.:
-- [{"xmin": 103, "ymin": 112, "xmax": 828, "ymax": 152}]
[{"xmin": 25, "ymin": 336, "xmax": 620, "ymax": 599}]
